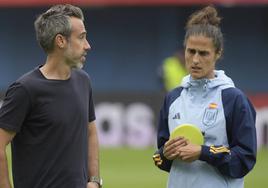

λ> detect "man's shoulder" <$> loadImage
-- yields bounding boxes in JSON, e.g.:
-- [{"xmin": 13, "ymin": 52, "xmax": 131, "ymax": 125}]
[
  {"xmin": 72, "ymin": 69, "xmax": 92, "ymax": 84},
  {"xmin": 72, "ymin": 68, "xmax": 90, "ymax": 78},
  {"xmin": 17, "ymin": 67, "xmax": 39, "ymax": 85},
  {"xmin": 12, "ymin": 67, "xmax": 43, "ymax": 95}
]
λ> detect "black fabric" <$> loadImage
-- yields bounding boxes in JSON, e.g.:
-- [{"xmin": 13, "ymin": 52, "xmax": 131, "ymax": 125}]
[
  {"xmin": 0, "ymin": 67, "xmax": 96, "ymax": 188},
  {"xmin": 154, "ymin": 146, "xmax": 172, "ymax": 172}
]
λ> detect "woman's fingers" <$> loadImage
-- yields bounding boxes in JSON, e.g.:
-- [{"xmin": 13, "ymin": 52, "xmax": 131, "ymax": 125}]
[{"xmin": 163, "ymin": 137, "xmax": 188, "ymax": 160}]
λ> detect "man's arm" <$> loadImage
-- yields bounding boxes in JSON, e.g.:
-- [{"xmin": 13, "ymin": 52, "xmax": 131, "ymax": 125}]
[
  {"xmin": 87, "ymin": 121, "xmax": 100, "ymax": 188},
  {"xmin": 0, "ymin": 128, "xmax": 15, "ymax": 188}
]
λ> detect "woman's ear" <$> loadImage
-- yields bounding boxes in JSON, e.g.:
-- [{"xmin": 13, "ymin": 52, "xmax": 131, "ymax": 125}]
[{"xmin": 216, "ymin": 49, "xmax": 223, "ymax": 60}]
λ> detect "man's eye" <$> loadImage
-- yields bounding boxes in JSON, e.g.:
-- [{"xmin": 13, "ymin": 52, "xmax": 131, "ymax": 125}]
[{"xmin": 79, "ymin": 34, "xmax": 86, "ymax": 39}]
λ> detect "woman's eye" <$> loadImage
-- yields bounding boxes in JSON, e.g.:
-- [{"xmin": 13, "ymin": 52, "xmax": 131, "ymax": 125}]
[
  {"xmin": 199, "ymin": 51, "xmax": 209, "ymax": 56},
  {"xmin": 188, "ymin": 49, "xmax": 196, "ymax": 55}
]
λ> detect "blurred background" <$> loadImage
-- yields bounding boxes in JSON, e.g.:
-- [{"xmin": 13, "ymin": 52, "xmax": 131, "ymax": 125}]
[{"xmin": 0, "ymin": 0, "xmax": 268, "ymax": 187}]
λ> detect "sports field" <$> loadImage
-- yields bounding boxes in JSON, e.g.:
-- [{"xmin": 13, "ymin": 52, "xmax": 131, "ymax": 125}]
[
  {"xmin": 100, "ymin": 147, "xmax": 268, "ymax": 188},
  {"xmin": 7, "ymin": 146, "xmax": 268, "ymax": 187}
]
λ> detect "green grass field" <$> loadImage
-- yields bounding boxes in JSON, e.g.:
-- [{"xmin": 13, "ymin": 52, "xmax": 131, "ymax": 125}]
[
  {"xmin": 245, "ymin": 148, "xmax": 268, "ymax": 187},
  {"xmin": 100, "ymin": 147, "xmax": 268, "ymax": 188},
  {"xmin": 6, "ymin": 146, "xmax": 268, "ymax": 187},
  {"xmin": 100, "ymin": 147, "xmax": 168, "ymax": 187}
]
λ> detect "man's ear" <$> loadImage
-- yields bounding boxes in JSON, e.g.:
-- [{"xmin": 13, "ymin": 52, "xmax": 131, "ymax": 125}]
[{"xmin": 55, "ymin": 34, "xmax": 67, "ymax": 49}]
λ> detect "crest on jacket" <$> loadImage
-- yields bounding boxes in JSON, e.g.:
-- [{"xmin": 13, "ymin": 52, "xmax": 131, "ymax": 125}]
[{"xmin": 203, "ymin": 103, "xmax": 218, "ymax": 126}]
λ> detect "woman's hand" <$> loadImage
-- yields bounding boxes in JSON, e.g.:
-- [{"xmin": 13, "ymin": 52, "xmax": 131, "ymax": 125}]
[
  {"xmin": 163, "ymin": 137, "xmax": 188, "ymax": 160},
  {"xmin": 178, "ymin": 143, "xmax": 201, "ymax": 162}
]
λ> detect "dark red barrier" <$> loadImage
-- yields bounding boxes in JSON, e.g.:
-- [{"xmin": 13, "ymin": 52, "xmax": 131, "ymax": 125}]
[
  {"xmin": 248, "ymin": 94, "xmax": 268, "ymax": 108},
  {"xmin": 0, "ymin": 0, "xmax": 268, "ymax": 7}
]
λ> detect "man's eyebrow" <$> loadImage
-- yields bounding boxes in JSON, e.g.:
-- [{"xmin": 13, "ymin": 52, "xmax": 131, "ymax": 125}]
[{"xmin": 79, "ymin": 31, "xmax": 87, "ymax": 36}]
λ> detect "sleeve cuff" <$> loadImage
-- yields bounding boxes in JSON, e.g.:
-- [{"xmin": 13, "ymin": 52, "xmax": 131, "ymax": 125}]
[
  {"xmin": 199, "ymin": 145, "xmax": 211, "ymax": 162},
  {"xmin": 153, "ymin": 146, "xmax": 172, "ymax": 172}
]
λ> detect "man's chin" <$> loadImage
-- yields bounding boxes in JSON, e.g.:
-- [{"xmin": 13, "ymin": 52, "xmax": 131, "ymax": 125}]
[
  {"xmin": 76, "ymin": 63, "xmax": 84, "ymax": 69},
  {"xmin": 70, "ymin": 62, "xmax": 84, "ymax": 69}
]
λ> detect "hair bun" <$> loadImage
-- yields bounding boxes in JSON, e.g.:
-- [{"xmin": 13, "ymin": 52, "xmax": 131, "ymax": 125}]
[{"xmin": 186, "ymin": 6, "xmax": 221, "ymax": 29}]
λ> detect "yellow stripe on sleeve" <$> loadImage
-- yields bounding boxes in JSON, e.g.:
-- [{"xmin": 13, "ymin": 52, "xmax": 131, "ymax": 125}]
[{"xmin": 210, "ymin": 145, "xmax": 230, "ymax": 154}]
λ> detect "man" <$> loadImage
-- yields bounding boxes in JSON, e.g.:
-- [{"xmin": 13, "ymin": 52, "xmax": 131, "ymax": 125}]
[
  {"xmin": 0, "ymin": 4, "xmax": 102, "ymax": 188},
  {"xmin": 161, "ymin": 50, "xmax": 187, "ymax": 92}
]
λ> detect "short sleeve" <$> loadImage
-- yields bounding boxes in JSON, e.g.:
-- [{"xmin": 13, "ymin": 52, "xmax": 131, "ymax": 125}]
[
  {"xmin": 88, "ymin": 85, "xmax": 96, "ymax": 123},
  {"xmin": 0, "ymin": 82, "xmax": 31, "ymax": 132}
]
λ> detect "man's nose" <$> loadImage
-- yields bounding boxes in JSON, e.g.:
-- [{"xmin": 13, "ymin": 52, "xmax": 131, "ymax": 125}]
[{"xmin": 85, "ymin": 40, "xmax": 91, "ymax": 51}]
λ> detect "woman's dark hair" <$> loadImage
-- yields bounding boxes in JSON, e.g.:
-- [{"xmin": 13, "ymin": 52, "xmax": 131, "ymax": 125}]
[{"xmin": 184, "ymin": 6, "xmax": 223, "ymax": 54}]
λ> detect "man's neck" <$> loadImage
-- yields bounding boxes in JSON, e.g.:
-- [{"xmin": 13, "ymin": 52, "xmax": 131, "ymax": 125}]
[{"xmin": 40, "ymin": 55, "xmax": 71, "ymax": 80}]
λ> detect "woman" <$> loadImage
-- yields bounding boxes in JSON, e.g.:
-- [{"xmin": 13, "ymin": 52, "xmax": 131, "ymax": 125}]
[{"xmin": 153, "ymin": 6, "xmax": 256, "ymax": 188}]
